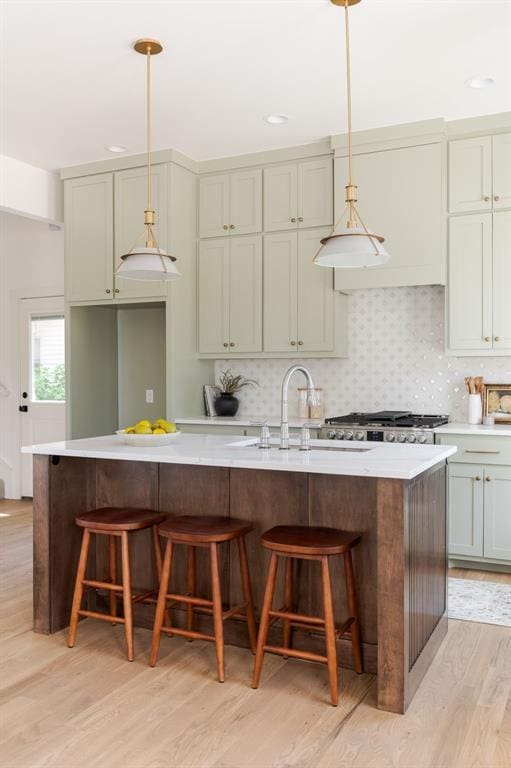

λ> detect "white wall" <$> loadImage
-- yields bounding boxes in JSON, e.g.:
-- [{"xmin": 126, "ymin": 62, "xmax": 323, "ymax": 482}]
[
  {"xmin": 0, "ymin": 155, "xmax": 63, "ymax": 224},
  {"xmin": 0, "ymin": 212, "xmax": 64, "ymax": 498},
  {"xmin": 215, "ymin": 286, "xmax": 511, "ymax": 422}
]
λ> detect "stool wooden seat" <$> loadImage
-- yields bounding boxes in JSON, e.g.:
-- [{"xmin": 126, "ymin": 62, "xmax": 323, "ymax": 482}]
[
  {"xmin": 252, "ymin": 525, "xmax": 362, "ymax": 707},
  {"xmin": 149, "ymin": 515, "xmax": 257, "ymax": 682},
  {"xmin": 68, "ymin": 507, "xmax": 166, "ymax": 661}
]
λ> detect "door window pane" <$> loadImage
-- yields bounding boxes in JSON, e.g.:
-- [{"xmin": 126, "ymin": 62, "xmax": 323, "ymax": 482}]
[{"xmin": 31, "ymin": 315, "xmax": 65, "ymax": 401}]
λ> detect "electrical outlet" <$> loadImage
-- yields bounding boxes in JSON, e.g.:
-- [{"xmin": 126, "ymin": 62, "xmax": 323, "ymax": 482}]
[{"xmin": 145, "ymin": 389, "xmax": 154, "ymax": 404}]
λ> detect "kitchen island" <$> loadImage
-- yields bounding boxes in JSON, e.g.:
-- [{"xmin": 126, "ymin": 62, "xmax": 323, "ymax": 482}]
[{"xmin": 24, "ymin": 433, "xmax": 456, "ymax": 714}]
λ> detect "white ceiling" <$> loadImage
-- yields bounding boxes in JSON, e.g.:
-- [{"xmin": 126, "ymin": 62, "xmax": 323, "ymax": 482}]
[{"xmin": 2, "ymin": 0, "xmax": 510, "ymax": 171}]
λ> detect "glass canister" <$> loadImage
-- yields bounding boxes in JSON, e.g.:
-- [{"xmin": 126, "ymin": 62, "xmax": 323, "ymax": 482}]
[{"xmin": 298, "ymin": 387, "xmax": 324, "ymax": 420}]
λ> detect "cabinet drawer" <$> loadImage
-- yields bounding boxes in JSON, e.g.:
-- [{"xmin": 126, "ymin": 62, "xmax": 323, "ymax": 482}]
[{"xmin": 437, "ymin": 434, "xmax": 511, "ymax": 466}]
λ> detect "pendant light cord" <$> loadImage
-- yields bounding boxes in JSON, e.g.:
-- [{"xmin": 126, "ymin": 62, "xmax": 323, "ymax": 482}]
[
  {"xmin": 344, "ymin": 0, "xmax": 353, "ymax": 188},
  {"xmin": 146, "ymin": 45, "xmax": 152, "ymax": 216}
]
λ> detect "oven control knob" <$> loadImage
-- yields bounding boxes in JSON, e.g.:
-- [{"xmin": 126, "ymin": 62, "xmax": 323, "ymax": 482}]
[
  {"xmin": 326, "ymin": 430, "xmax": 336, "ymax": 440},
  {"xmin": 354, "ymin": 431, "xmax": 365, "ymax": 441},
  {"xmin": 398, "ymin": 433, "xmax": 407, "ymax": 443},
  {"xmin": 417, "ymin": 434, "xmax": 427, "ymax": 444},
  {"xmin": 406, "ymin": 434, "xmax": 416, "ymax": 443},
  {"xmin": 335, "ymin": 430, "xmax": 344, "ymax": 440},
  {"xmin": 345, "ymin": 431, "xmax": 354, "ymax": 440},
  {"xmin": 386, "ymin": 433, "xmax": 395, "ymax": 442}
]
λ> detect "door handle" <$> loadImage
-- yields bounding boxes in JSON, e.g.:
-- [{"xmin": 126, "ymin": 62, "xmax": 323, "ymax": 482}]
[{"xmin": 19, "ymin": 405, "xmax": 28, "ymax": 412}]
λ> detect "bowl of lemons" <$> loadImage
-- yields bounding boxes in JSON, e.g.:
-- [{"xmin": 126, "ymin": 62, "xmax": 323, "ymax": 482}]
[{"xmin": 116, "ymin": 419, "xmax": 181, "ymax": 446}]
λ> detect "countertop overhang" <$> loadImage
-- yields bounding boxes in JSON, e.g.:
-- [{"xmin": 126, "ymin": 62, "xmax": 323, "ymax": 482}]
[{"xmin": 23, "ymin": 433, "xmax": 457, "ymax": 480}]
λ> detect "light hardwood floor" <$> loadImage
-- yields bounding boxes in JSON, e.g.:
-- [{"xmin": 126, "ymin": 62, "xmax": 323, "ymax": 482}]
[{"xmin": 1, "ymin": 498, "xmax": 510, "ymax": 768}]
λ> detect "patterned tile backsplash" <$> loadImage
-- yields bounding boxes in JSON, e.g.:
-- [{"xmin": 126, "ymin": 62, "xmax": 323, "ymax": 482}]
[{"xmin": 215, "ymin": 286, "xmax": 511, "ymax": 421}]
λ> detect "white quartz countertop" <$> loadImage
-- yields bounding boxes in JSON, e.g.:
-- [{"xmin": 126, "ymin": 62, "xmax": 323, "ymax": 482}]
[
  {"xmin": 434, "ymin": 422, "xmax": 511, "ymax": 438},
  {"xmin": 175, "ymin": 416, "xmax": 319, "ymax": 428},
  {"xmin": 22, "ymin": 433, "xmax": 456, "ymax": 480}
]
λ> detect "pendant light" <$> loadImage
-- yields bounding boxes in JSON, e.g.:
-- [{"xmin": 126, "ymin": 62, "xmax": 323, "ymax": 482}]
[
  {"xmin": 315, "ymin": 0, "xmax": 389, "ymax": 269},
  {"xmin": 116, "ymin": 39, "xmax": 181, "ymax": 281}
]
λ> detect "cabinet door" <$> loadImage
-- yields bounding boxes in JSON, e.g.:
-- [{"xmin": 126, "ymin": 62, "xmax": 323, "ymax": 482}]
[
  {"xmin": 297, "ymin": 158, "xmax": 333, "ymax": 229},
  {"xmin": 199, "ymin": 174, "xmax": 230, "ymax": 238},
  {"xmin": 334, "ymin": 142, "xmax": 444, "ymax": 289},
  {"xmin": 492, "ymin": 132, "xmax": 511, "ymax": 210},
  {"xmin": 448, "ymin": 214, "xmax": 493, "ymax": 351},
  {"xmin": 297, "ymin": 228, "xmax": 334, "ymax": 352},
  {"xmin": 198, "ymin": 239, "xmax": 230, "ymax": 354},
  {"xmin": 493, "ymin": 211, "xmax": 511, "ymax": 351},
  {"xmin": 483, "ymin": 466, "xmax": 511, "ymax": 561},
  {"xmin": 229, "ymin": 236, "xmax": 262, "ymax": 352},
  {"xmin": 114, "ymin": 165, "xmax": 168, "ymax": 299},
  {"xmin": 449, "ymin": 136, "xmax": 492, "ymax": 214},
  {"xmin": 263, "ymin": 164, "xmax": 298, "ymax": 232},
  {"xmin": 64, "ymin": 173, "xmax": 113, "ymax": 302},
  {"xmin": 448, "ymin": 464, "xmax": 484, "ymax": 557},
  {"xmin": 263, "ymin": 232, "xmax": 298, "ymax": 352},
  {"xmin": 229, "ymin": 169, "xmax": 262, "ymax": 235}
]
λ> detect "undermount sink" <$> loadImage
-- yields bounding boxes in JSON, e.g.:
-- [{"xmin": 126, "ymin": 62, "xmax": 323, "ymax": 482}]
[{"xmin": 227, "ymin": 438, "xmax": 373, "ymax": 453}]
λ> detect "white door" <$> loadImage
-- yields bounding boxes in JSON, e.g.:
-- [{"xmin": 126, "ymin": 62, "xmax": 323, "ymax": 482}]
[
  {"xmin": 448, "ymin": 136, "xmax": 493, "ymax": 214},
  {"xmin": 263, "ymin": 164, "xmax": 298, "ymax": 232},
  {"xmin": 263, "ymin": 232, "xmax": 298, "ymax": 352},
  {"xmin": 297, "ymin": 158, "xmax": 333, "ymax": 229},
  {"xmin": 229, "ymin": 235, "xmax": 262, "ymax": 353},
  {"xmin": 492, "ymin": 211, "xmax": 511, "ymax": 352},
  {"xmin": 492, "ymin": 133, "xmax": 511, "ymax": 210},
  {"xmin": 20, "ymin": 298, "xmax": 66, "ymax": 497},
  {"xmin": 297, "ymin": 228, "xmax": 334, "ymax": 352},
  {"xmin": 199, "ymin": 174, "xmax": 230, "ymax": 238},
  {"xmin": 198, "ymin": 239, "xmax": 230, "ymax": 354},
  {"xmin": 229, "ymin": 169, "xmax": 262, "ymax": 235}
]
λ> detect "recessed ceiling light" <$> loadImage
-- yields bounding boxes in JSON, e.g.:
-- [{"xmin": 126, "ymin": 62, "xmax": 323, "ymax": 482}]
[
  {"xmin": 263, "ymin": 114, "xmax": 289, "ymax": 125},
  {"xmin": 465, "ymin": 75, "xmax": 495, "ymax": 89},
  {"xmin": 106, "ymin": 144, "xmax": 129, "ymax": 153}
]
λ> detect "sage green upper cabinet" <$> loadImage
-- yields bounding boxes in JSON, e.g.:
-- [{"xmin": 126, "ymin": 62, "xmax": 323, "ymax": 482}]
[
  {"xmin": 449, "ymin": 136, "xmax": 492, "ymax": 213},
  {"xmin": 492, "ymin": 132, "xmax": 511, "ymax": 209},
  {"xmin": 448, "ymin": 211, "xmax": 511, "ymax": 354},
  {"xmin": 199, "ymin": 169, "xmax": 262, "ymax": 238},
  {"xmin": 198, "ymin": 236, "xmax": 262, "ymax": 354},
  {"xmin": 114, "ymin": 165, "xmax": 168, "ymax": 299},
  {"xmin": 448, "ymin": 213, "xmax": 493, "ymax": 352},
  {"xmin": 263, "ymin": 228, "xmax": 334, "ymax": 353},
  {"xmin": 263, "ymin": 158, "xmax": 333, "ymax": 232},
  {"xmin": 64, "ymin": 173, "xmax": 114, "ymax": 302},
  {"xmin": 449, "ymin": 132, "xmax": 511, "ymax": 213},
  {"xmin": 334, "ymin": 142, "xmax": 444, "ymax": 290}
]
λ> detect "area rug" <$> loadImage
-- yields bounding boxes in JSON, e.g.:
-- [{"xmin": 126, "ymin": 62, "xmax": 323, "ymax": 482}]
[{"xmin": 448, "ymin": 578, "xmax": 511, "ymax": 627}]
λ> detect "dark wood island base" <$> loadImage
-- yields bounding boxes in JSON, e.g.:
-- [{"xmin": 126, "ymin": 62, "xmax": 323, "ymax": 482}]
[{"xmin": 33, "ymin": 455, "xmax": 447, "ymax": 714}]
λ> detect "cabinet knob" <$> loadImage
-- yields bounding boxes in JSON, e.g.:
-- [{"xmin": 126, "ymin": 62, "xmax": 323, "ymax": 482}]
[
  {"xmin": 495, "ymin": 336, "xmax": 501, "ymax": 342},
  {"xmin": 297, "ymin": 340, "xmax": 304, "ymax": 346},
  {"xmin": 229, "ymin": 342, "xmax": 235, "ymax": 347},
  {"xmin": 290, "ymin": 218, "xmax": 296, "ymax": 223},
  {"xmin": 223, "ymin": 342, "xmax": 229, "ymax": 347},
  {"xmin": 229, "ymin": 224, "xmax": 235, "ymax": 229},
  {"xmin": 494, "ymin": 196, "xmax": 501, "ymax": 202},
  {"xmin": 114, "ymin": 288, "xmax": 120, "ymax": 294},
  {"xmin": 105, "ymin": 289, "xmax": 111, "ymax": 294},
  {"xmin": 486, "ymin": 476, "xmax": 492, "ymax": 482},
  {"xmin": 475, "ymin": 476, "xmax": 481, "ymax": 482},
  {"xmin": 484, "ymin": 336, "xmax": 491, "ymax": 342},
  {"xmin": 483, "ymin": 196, "xmax": 491, "ymax": 202},
  {"xmin": 290, "ymin": 340, "xmax": 296, "ymax": 346},
  {"xmin": 223, "ymin": 225, "xmax": 229, "ymax": 230},
  {"xmin": 298, "ymin": 217, "xmax": 304, "ymax": 222}
]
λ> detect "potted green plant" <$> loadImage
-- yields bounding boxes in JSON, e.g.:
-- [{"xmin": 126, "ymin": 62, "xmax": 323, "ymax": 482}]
[{"xmin": 214, "ymin": 369, "xmax": 258, "ymax": 417}]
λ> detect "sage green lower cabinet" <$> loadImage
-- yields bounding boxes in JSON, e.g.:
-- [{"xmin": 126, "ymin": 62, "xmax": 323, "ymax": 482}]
[
  {"xmin": 448, "ymin": 463, "xmax": 484, "ymax": 557},
  {"xmin": 198, "ymin": 236, "xmax": 262, "ymax": 354},
  {"xmin": 483, "ymin": 466, "xmax": 511, "ymax": 561}
]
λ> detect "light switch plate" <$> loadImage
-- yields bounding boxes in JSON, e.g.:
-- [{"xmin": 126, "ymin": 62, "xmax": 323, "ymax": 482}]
[{"xmin": 145, "ymin": 389, "xmax": 154, "ymax": 404}]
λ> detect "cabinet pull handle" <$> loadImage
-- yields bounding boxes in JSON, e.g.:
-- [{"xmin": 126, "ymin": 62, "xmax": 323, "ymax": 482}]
[
  {"xmin": 494, "ymin": 336, "xmax": 501, "ymax": 342},
  {"xmin": 298, "ymin": 217, "xmax": 304, "ymax": 222},
  {"xmin": 105, "ymin": 289, "xmax": 111, "ymax": 294},
  {"xmin": 229, "ymin": 342, "xmax": 235, "ymax": 347},
  {"xmin": 484, "ymin": 336, "xmax": 491, "ymax": 342},
  {"xmin": 483, "ymin": 196, "xmax": 491, "ymax": 202},
  {"xmin": 474, "ymin": 476, "xmax": 481, "ymax": 481},
  {"xmin": 223, "ymin": 225, "xmax": 229, "ymax": 230},
  {"xmin": 229, "ymin": 224, "xmax": 235, "ymax": 229},
  {"xmin": 290, "ymin": 340, "xmax": 297, "ymax": 346},
  {"xmin": 297, "ymin": 340, "xmax": 304, "ymax": 346},
  {"xmin": 290, "ymin": 218, "xmax": 296, "ymax": 223},
  {"xmin": 465, "ymin": 450, "xmax": 501, "ymax": 455},
  {"xmin": 223, "ymin": 342, "xmax": 229, "ymax": 347},
  {"xmin": 494, "ymin": 196, "xmax": 500, "ymax": 202},
  {"xmin": 485, "ymin": 476, "xmax": 492, "ymax": 482}
]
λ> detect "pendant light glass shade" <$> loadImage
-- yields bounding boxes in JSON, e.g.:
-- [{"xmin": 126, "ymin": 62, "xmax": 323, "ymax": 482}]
[
  {"xmin": 117, "ymin": 247, "xmax": 181, "ymax": 281},
  {"xmin": 315, "ymin": 227, "xmax": 390, "ymax": 268}
]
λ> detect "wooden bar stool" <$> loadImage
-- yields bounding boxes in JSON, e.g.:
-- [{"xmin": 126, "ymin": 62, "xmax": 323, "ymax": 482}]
[
  {"xmin": 149, "ymin": 515, "xmax": 257, "ymax": 681},
  {"xmin": 68, "ymin": 507, "xmax": 166, "ymax": 661},
  {"xmin": 252, "ymin": 525, "xmax": 363, "ymax": 706}
]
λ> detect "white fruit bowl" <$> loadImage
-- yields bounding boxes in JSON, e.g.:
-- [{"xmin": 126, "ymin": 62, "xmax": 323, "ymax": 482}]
[{"xmin": 115, "ymin": 429, "xmax": 181, "ymax": 447}]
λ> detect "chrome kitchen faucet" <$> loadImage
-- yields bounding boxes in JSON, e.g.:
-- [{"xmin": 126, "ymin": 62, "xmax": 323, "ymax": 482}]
[{"xmin": 280, "ymin": 365, "xmax": 315, "ymax": 450}]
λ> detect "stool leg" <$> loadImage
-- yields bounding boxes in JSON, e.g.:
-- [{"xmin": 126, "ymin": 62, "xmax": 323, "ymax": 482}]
[
  {"xmin": 68, "ymin": 528, "xmax": 91, "ymax": 648},
  {"xmin": 152, "ymin": 525, "xmax": 171, "ymax": 629},
  {"xmin": 252, "ymin": 552, "xmax": 279, "ymax": 690},
  {"xmin": 344, "ymin": 549, "xmax": 363, "ymax": 674},
  {"xmin": 120, "ymin": 531, "xmax": 134, "ymax": 662},
  {"xmin": 186, "ymin": 546, "xmax": 196, "ymax": 638},
  {"xmin": 150, "ymin": 540, "xmax": 174, "ymax": 667},
  {"xmin": 238, "ymin": 535, "xmax": 257, "ymax": 654},
  {"xmin": 109, "ymin": 535, "xmax": 117, "ymax": 625},
  {"xmin": 283, "ymin": 557, "xmax": 294, "ymax": 654},
  {"xmin": 321, "ymin": 556, "xmax": 338, "ymax": 707},
  {"xmin": 210, "ymin": 543, "xmax": 225, "ymax": 683}
]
